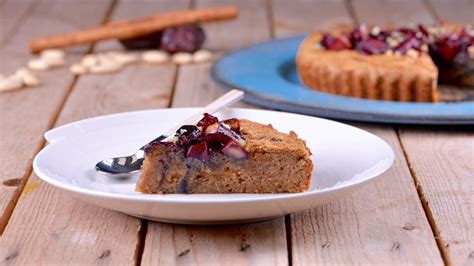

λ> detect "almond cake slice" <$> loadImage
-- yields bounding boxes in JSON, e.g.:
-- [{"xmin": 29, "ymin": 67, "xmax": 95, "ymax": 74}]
[{"xmin": 136, "ymin": 113, "xmax": 313, "ymax": 194}]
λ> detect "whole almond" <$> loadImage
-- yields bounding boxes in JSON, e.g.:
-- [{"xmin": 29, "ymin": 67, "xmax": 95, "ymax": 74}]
[
  {"xmin": 81, "ymin": 54, "xmax": 99, "ymax": 67},
  {"xmin": 192, "ymin": 50, "xmax": 213, "ymax": 63},
  {"xmin": 40, "ymin": 49, "xmax": 64, "ymax": 60},
  {"xmin": 0, "ymin": 75, "xmax": 24, "ymax": 92},
  {"xmin": 142, "ymin": 50, "xmax": 170, "ymax": 64},
  {"xmin": 15, "ymin": 68, "xmax": 33, "ymax": 78},
  {"xmin": 23, "ymin": 73, "xmax": 41, "ymax": 87},
  {"xmin": 172, "ymin": 52, "xmax": 193, "ymax": 64},
  {"xmin": 28, "ymin": 59, "xmax": 50, "ymax": 71},
  {"xmin": 42, "ymin": 56, "xmax": 65, "ymax": 67},
  {"xmin": 70, "ymin": 64, "xmax": 88, "ymax": 75}
]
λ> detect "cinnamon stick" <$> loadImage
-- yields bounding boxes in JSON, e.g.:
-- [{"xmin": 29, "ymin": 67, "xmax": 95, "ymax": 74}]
[{"xmin": 29, "ymin": 6, "xmax": 238, "ymax": 53}]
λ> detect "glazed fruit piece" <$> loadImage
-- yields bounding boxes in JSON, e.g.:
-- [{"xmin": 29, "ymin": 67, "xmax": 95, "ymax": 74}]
[
  {"xmin": 136, "ymin": 113, "xmax": 313, "ymax": 194},
  {"xmin": 297, "ymin": 23, "xmax": 474, "ymax": 102}
]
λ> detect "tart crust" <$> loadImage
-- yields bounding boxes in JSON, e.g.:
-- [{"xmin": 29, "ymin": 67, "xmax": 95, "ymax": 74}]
[{"xmin": 296, "ymin": 33, "xmax": 440, "ymax": 102}]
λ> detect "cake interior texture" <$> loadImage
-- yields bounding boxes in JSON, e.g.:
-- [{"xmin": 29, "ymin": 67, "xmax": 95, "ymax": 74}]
[{"xmin": 136, "ymin": 119, "xmax": 313, "ymax": 194}]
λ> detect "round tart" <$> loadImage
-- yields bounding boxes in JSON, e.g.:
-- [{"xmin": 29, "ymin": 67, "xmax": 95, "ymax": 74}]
[{"xmin": 296, "ymin": 24, "xmax": 474, "ymax": 102}]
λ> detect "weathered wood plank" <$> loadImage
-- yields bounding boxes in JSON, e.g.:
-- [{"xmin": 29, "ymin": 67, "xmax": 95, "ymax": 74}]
[
  {"xmin": 272, "ymin": 0, "xmax": 352, "ymax": 37},
  {"xmin": 0, "ymin": 0, "xmax": 38, "ymax": 46},
  {"xmin": 427, "ymin": 0, "xmax": 474, "ymax": 24},
  {"xmin": 0, "ymin": 0, "xmax": 112, "ymax": 234},
  {"xmin": 0, "ymin": 0, "xmax": 186, "ymax": 264},
  {"xmin": 142, "ymin": 219, "xmax": 287, "ymax": 265},
  {"xmin": 399, "ymin": 2, "xmax": 474, "ymax": 265},
  {"xmin": 199, "ymin": 0, "xmax": 271, "ymax": 51},
  {"xmin": 398, "ymin": 128, "xmax": 474, "ymax": 265},
  {"xmin": 350, "ymin": 0, "xmax": 435, "ymax": 25},
  {"xmin": 273, "ymin": 0, "xmax": 444, "ymax": 264},
  {"xmin": 141, "ymin": 1, "xmax": 288, "ymax": 265}
]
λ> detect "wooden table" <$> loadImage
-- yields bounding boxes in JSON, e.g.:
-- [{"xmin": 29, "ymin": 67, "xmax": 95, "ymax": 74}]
[{"xmin": 0, "ymin": 0, "xmax": 472, "ymax": 264}]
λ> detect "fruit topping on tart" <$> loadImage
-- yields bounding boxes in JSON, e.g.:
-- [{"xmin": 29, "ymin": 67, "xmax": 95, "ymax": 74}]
[{"xmin": 297, "ymin": 23, "xmax": 474, "ymax": 102}]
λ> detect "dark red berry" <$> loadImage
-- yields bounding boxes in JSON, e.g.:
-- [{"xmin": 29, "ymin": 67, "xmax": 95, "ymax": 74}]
[
  {"xmin": 161, "ymin": 24, "xmax": 205, "ymax": 54},
  {"xmin": 119, "ymin": 31, "xmax": 163, "ymax": 50}
]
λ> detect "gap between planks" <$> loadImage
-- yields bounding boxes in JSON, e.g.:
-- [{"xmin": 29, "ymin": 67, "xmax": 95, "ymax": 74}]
[
  {"xmin": 0, "ymin": 0, "xmax": 118, "ymax": 236},
  {"xmin": 395, "ymin": 128, "xmax": 451, "ymax": 265}
]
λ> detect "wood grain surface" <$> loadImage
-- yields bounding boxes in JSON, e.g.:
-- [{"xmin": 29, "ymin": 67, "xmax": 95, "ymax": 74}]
[{"xmin": 0, "ymin": 0, "xmax": 112, "ymax": 235}]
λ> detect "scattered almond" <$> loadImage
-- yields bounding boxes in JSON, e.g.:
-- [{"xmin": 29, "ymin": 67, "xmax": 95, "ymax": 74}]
[
  {"xmin": 172, "ymin": 52, "xmax": 193, "ymax": 64},
  {"xmin": 40, "ymin": 49, "xmax": 65, "ymax": 67},
  {"xmin": 28, "ymin": 58, "xmax": 50, "ymax": 71},
  {"xmin": 406, "ymin": 49, "xmax": 419, "ymax": 58},
  {"xmin": 22, "ymin": 73, "xmax": 40, "ymax": 87},
  {"xmin": 370, "ymin": 26, "xmax": 381, "ymax": 36},
  {"xmin": 15, "ymin": 68, "xmax": 33, "ymax": 78},
  {"xmin": 81, "ymin": 54, "xmax": 99, "ymax": 67},
  {"xmin": 386, "ymin": 37, "xmax": 399, "ymax": 48},
  {"xmin": 40, "ymin": 49, "xmax": 64, "ymax": 60},
  {"xmin": 113, "ymin": 53, "xmax": 139, "ymax": 65},
  {"xmin": 192, "ymin": 50, "xmax": 213, "ymax": 63},
  {"xmin": 421, "ymin": 44, "xmax": 429, "ymax": 52},
  {"xmin": 468, "ymin": 45, "xmax": 474, "ymax": 59},
  {"xmin": 0, "ymin": 75, "xmax": 24, "ymax": 92},
  {"xmin": 43, "ymin": 56, "xmax": 65, "ymax": 67},
  {"xmin": 70, "ymin": 64, "xmax": 88, "ymax": 75},
  {"xmin": 89, "ymin": 61, "xmax": 122, "ymax": 74},
  {"xmin": 142, "ymin": 50, "xmax": 170, "ymax": 64}
]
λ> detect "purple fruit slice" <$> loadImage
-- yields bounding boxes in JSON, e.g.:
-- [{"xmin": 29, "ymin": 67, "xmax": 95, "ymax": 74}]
[
  {"xmin": 186, "ymin": 141, "xmax": 209, "ymax": 161},
  {"xmin": 222, "ymin": 141, "xmax": 248, "ymax": 160}
]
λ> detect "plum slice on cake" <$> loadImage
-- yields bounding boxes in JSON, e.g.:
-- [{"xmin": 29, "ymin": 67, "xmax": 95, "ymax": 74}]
[{"xmin": 136, "ymin": 113, "xmax": 313, "ymax": 194}]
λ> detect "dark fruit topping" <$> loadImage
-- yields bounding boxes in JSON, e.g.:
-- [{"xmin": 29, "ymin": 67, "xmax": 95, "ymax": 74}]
[
  {"xmin": 318, "ymin": 23, "xmax": 473, "ymax": 60},
  {"xmin": 119, "ymin": 31, "xmax": 163, "ymax": 50},
  {"xmin": 205, "ymin": 123, "xmax": 244, "ymax": 145},
  {"xmin": 186, "ymin": 141, "xmax": 209, "ymax": 161},
  {"xmin": 356, "ymin": 38, "xmax": 388, "ymax": 55},
  {"xmin": 222, "ymin": 118, "xmax": 241, "ymax": 133},
  {"xmin": 175, "ymin": 125, "xmax": 203, "ymax": 147},
  {"xmin": 394, "ymin": 36, "xmax": 422, "ymax": 54},
  {"xmin": 161, "ymin": 24, "xmax": 205, "ymax": 54},
  {"xmin": 157, "ymin": 114, "xmax": 247, "ymax": 162},
  {"xmin": 321, "ymin": 33, "xmax": 351, "ymax": 50},
  {"xmin": 197, "ymin": 113, "xmax": 219, "ymax": 131},
  {"xmin": 222, "ymin": 141, "xmax": 248, "ymax": 160}
]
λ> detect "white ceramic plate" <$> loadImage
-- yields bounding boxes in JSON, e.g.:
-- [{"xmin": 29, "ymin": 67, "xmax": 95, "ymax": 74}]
[{"xmin": 34, "ymin": 108, "xmax": 394, "ymax": 224}]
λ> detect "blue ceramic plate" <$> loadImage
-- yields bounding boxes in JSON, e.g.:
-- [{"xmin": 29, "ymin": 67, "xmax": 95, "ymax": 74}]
[{"xmin": 211, "ymin": 36, "xmax": 474, "ymax": 124}]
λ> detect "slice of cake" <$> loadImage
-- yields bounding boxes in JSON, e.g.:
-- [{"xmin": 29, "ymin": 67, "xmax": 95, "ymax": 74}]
[
  {"xmin": 136, "ymin": 113, "xmax": 313, "ymax": 194},
  {"xmin": 296, "ymin": 23, "xmax": 474, "ymax": 102}
]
